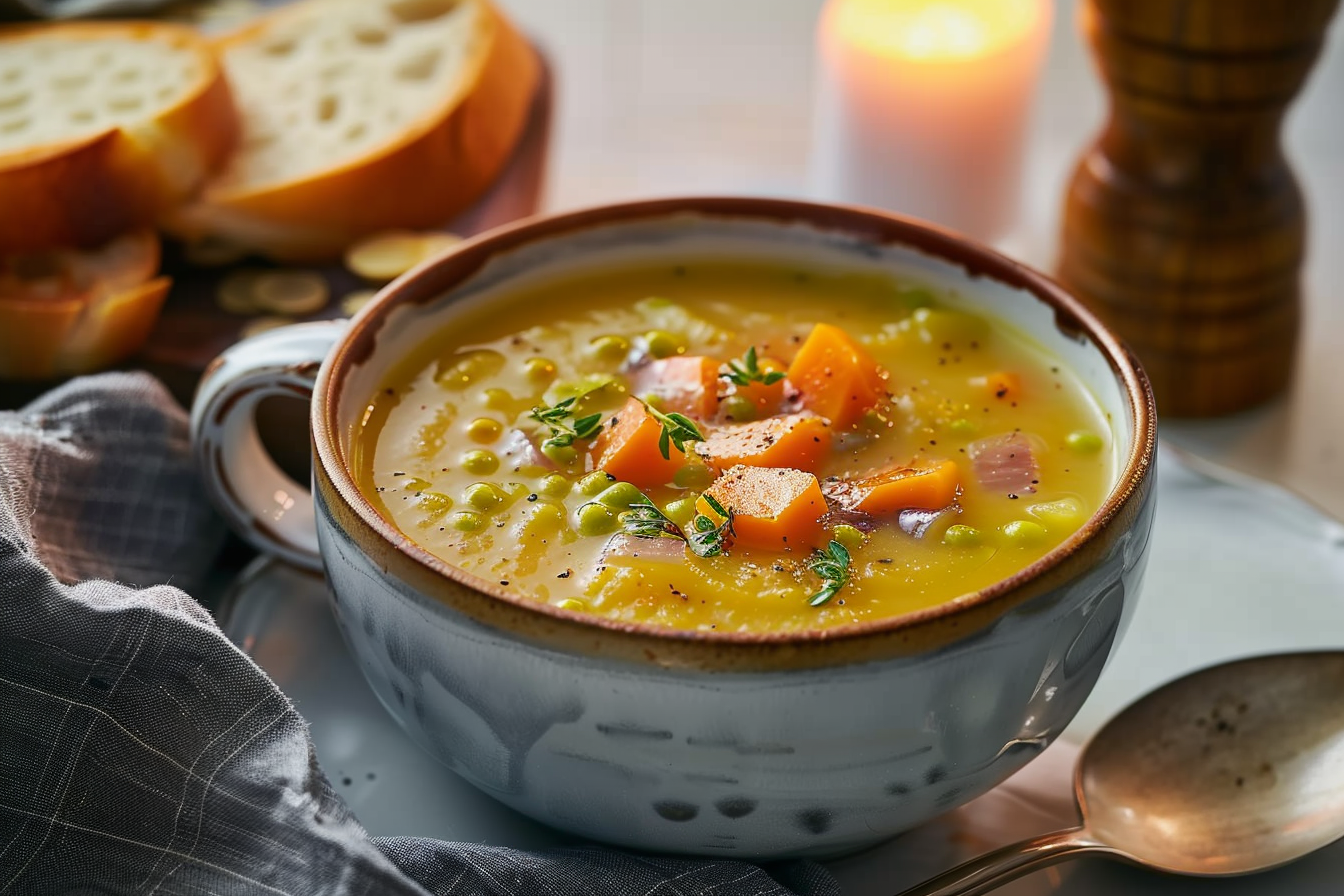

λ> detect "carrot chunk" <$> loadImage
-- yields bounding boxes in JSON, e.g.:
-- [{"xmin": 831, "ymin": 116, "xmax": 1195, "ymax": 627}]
[
  {"xmin": 631, "ymin": 355, "xmax": 722, "ymax": 418},
  {"xmin": 698, "ymin": 465, "xmax": 828, "ymax": 551},
  {"xmin": 827, "ymin": 460, "xmax": 960, "ymax": 515},
  {"xmin": 593, "ymin": 397, "xmax": 687, "ymax": 489},
  {"xmin": 697, "ymin": 412, "xmax": 832, "ymax": 473},
  {"xmin": 786, "ymin": 323, "xmax": 888, "ymax": 429}
]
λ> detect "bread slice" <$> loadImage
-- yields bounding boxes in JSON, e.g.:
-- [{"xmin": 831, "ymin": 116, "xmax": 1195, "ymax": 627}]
[
  {"xmin": 0, "ymin": 22, "xmax": 239, "ymax": 253},
  {"xmin": 167, "ymin": 0, "xmax": 540, "ymax": 262},
  {"xmin": 0, "ymin": 229, "xmax": 171, "ymax": 379}
]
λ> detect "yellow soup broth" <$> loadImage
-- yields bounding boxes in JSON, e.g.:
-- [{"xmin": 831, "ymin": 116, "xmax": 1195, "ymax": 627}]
[{"xmin": 355, "ymin": 261, "xmax": 1113, "ymax": 633}]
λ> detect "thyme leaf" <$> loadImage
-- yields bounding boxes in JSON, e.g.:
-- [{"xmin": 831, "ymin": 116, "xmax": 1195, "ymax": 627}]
[
  {"xmin": 723, "ymin": 345, "xmax": 786, "ymax": 388},
  {"xmin": 639, "ymin": 399, "xmax": 705, "ymax": 459},
  {"xmin": 807, "ymin": 540, "xmax": 851, "ymax": 606}
]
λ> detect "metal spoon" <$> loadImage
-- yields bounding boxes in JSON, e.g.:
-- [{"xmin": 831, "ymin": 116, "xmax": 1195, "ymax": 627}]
[{"xmin": 897, "ymin": 651, "xmax": 1344, "ymax": 895}]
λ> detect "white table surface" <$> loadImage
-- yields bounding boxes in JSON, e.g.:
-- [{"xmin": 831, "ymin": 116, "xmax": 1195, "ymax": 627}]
[{"xmin": 502, "ymin": 0, "xmax": 1344, "ymax": 520}]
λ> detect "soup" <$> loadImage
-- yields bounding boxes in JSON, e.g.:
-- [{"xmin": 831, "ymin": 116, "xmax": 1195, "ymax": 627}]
[{"xmin": 354, "ymin": 260, "xmax": 1114, "ymax": 633}]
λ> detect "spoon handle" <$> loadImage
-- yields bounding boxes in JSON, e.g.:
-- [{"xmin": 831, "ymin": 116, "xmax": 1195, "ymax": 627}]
[{"xmin": 892, "ymin": 826, "xmax": 1117, "ymax": 896}]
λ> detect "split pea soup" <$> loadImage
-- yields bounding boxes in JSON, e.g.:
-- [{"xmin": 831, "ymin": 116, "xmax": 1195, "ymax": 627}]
[{"xmin": 354, "ymin": 260, "xmax": 1115, "ymax": 634}]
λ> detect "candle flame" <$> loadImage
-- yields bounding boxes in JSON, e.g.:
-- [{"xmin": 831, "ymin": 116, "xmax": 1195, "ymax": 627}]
[{"xmin": 831, "ymin": 0, "xmax": 1044, "ymax": 61}]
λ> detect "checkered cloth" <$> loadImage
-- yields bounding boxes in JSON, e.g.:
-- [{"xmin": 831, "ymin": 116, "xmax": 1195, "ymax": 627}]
[{"xmin": 0, "ymin": 373, "xmax": 838, "ymax": 896}]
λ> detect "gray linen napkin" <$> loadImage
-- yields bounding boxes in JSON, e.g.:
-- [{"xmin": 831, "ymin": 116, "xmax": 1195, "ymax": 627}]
[{"xmin": 0, "ymin": 372, "xmax": 839, "ymax": 896}]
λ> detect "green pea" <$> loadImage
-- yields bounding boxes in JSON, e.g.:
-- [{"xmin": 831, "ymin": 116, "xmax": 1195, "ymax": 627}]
[
  {"xmin": 589, "ymin": 335, "xmax": 631, "ymax": 364},
  {"xmin": 402, "ymin": 476, "xmax": 432, "ymax": 492},
  {"xmin": 461, "ymin": 449, "xmax": 499, "ymax": 475},
  {"xmin": 664, "ymin": 496, "xmax": 698, "ymax": 527},
  {"xmin": 521, "ymin": 502, "xmax": 566, "ymax": 537},
  {"xmin": 450, "ymin": 511, "xmax": 486, "ymax": 532},
  {"xmin": 576, "ymin": 501, "xmax": 618, "ymax": 536},
  {"xmin": 949, "ymin": 417, "xmax": 978, "ymax": 436},
  {"xmin": 525, "ymin": 356, "xmax": 558, "ymax": 384},
  {"xmin": 720, "ymin": 394, "xmax": 757, "ymax": 422},
  {"xmin": 538, "ymin": 473, "xmax": 572, "ymax": 499},
  {"xmin": 1027, "ymin": 498, "xmax": 1084, "ymax": 530},
  {"xmin": 1066, "ymin": 431, "xmax": 1105, "ymax": 454},
  {"xmin": 645, "ymin": 329, "xmax": 686, "ymax": 359},
  {"xmin": 541, "ymin": 442, "xmax": 578, "ymax": 466},
  {"xmin": 577, "ymin": 471, "xmax": 617, "ymax": 497},
  {"xmin": 597, "ymin": 481, "xmax": 646, "ymax": 509},
  {"xmin": 415, "ymin": 492, "xmax": 454, "ymax": 524},
  {"xmin": 942, "ymin": 524, "xmax": 983, "ymax": 547},
  {"xmin": 484, "ymin": 388, "xmax": 516, "ymax": 412},
  {"xmin": 831, "ymin": 524, "xmax": 867, "ymax": 551},
  {"xmin": 1002, "ymin": 519, "xmax": 1048, "ymax": 545},
  {"xmin": 466, "ymin": 417, "xmax": 503, "ymax": 444},
  {"xmin": 911, "ymin": 307, "xmax": 989, "ymax": 346},
  {"xmin": 672, "ymin": 463, "xmax": 714, "ymax": 490},
  {"xmin": 437, "ymin": 349, "xmax": 505, "ymax": 389},
  {"xmin": 557, "ymin": 598, "xmax": 587, "ymax": 612},
  {"xmin": 463, "ymin": 482, "xmax": 505, "ymax": 511}
]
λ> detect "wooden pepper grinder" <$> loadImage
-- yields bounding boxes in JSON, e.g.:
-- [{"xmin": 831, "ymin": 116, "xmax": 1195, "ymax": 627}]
[{"xmin": 1059, "ymin": 0, "xmax": 1339, "ymax": 417}]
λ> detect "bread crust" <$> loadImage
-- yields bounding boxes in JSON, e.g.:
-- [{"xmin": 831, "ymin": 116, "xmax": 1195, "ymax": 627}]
[
  {"xmin": 0, "ymin": 230, "xmax": 171, "ymax": 379},
  {"xmin": 0, "ymin": 22, "xmax": 240, "ymax": 253},
  {"xmin": 168, "ymin": 0, "xmax": 540, "ymax": 261}
]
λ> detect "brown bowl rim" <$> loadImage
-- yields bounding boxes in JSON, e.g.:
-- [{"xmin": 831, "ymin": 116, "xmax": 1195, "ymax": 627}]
[{"xmin": 312, "ymin": 196, "xmax": 1157, "ymax": 649}]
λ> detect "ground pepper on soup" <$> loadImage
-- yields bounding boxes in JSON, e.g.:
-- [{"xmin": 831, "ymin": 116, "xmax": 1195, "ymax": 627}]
[{"xmin": 354, "ymin": 260, "xmax": 1114, "ymax": 633}]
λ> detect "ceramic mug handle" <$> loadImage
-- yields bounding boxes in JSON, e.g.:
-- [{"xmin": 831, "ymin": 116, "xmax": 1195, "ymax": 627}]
[{"xmin": 190, "ymin": 320, "xmax": 348, "ymax": 571}]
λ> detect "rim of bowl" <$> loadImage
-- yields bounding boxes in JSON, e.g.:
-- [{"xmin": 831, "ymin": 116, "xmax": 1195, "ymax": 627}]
[{"xmin": 312, "ymin": 196, "xmax": 1157, "ymax": 649}]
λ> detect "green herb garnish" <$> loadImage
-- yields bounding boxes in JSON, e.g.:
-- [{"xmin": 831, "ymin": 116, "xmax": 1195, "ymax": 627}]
[
  {"xmin": 622, "ymin": 502, "xmax": 683, "ymax": 540},
  {"xmin": 807, "ymin": 540, "xmax": 851, "ymax": 606},
  {"xmin": 686, "ymin": 494, "xmax": 735, "ymax": 558},
  {"xmin": 620, "ymin": 494, "xmax": 735, "ymax": 558},
  {"xmin": 723, "ymin": 346, "xmax": 786, "ymax": 388},
  {"xmin": 529, "ymin": 397, "xmax": 604, "ymax": 450},
  {"xmin": 638, "ymin": 398, "xmax": 705, "ymax": 460}
]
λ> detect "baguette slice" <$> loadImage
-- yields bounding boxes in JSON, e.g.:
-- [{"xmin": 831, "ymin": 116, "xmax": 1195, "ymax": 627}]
[
  {"xmin": 0, "ymin": 22, "xmax": 240, "ymax": 252},
  {"xmin": 168, "ymin": 0, "xmax": 540, "ymax": 262},
  {"xmin": 0, "ymin": 230, "xmax": 171, "ymax": 379}
]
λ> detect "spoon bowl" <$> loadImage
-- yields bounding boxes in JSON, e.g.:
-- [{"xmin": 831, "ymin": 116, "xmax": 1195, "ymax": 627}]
[{"xmin": 900, "ymin": 651, "xmax": 1344, "ymax": 895}]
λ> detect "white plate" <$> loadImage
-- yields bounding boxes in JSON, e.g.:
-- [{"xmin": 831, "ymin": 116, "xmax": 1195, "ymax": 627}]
[{"xmin": 221, "ymin": 448, "xmax": 1344, "ymax": 894}]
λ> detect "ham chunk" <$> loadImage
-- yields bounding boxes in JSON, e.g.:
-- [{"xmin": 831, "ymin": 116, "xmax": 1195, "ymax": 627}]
[{"xmin": 968, "ymin": 432, "xmax": 1038, "ymax": 496}]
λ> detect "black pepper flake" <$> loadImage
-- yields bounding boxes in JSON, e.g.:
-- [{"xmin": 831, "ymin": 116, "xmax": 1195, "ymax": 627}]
[
  {"xmin": 878, "ymin": 558, "xmax": 893, "ymax": 564},
  {"xmin": 995, "ymin": 388, "xmax": 1008, "ymax": 398},
  {"xmin": 1008, "ymin": 494, "xmax": 1019, "ymax": 500},
  {"xmin": 392, "ymin": 471, "xmax": 406, "ymax": 477},
  {"xmin": 499, "ymin": 580, "xmax": 510, "ymax": 586},
  {"xmin": 929, "ymin": 440, "xmax": 937, "ymax": 446},
  {"xmin": 527, "ymin": 493, "xmax": 539, "ymax": 502},
  {"xmin": 557, "ymin": 569, "xmax": 572, "ymax": 578},
  {"xmin": 384, "ymin": 387, "xmax": 395, "ymax": 395}
]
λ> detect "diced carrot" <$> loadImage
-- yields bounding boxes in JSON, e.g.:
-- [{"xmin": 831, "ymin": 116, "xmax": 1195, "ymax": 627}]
[
  {"xmin": 593, "ymin": 397, "xmax": 687, "ymax": 489},
  {"xmin": 631, "ymin": 355, "xmax": 722, "ymax": 418},
  {"xmin": 697, "ymin": 412, "xmax": 832, "ymax": 473},
  {"xmin": 828, "ymin": 460, "xmax": 960, "ymax": 515},
  {"xmin": 697, "ymin": 465, "xmax": 827, "ymax": 551},
  {"xmin": 972, "ymin": 371, "xmax": 1021, "ymax": 401},
  {"xmin": 786, "ymin": 323, "xmax": 888, "ymax": 429}
]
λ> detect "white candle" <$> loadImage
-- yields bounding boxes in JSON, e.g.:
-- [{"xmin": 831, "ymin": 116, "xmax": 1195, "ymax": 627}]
[{"xmin": 810, "ymin": 0, "xmax": 1052, "ymax": 243}]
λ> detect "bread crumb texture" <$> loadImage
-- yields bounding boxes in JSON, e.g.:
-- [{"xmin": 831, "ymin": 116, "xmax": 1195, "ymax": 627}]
[
  {"xmin": 0, "ymin": 35, "xmax": 202, "ymax": 152},
  {"xmin": 219, "ymin": 0, "xmax": 479, "ymax": 189}
]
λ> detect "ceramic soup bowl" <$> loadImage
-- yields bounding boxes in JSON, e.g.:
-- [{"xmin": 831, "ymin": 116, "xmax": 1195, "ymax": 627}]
[{"xmin": 191, "ymin": 197, "xmax": 1157, "ymax": 859}]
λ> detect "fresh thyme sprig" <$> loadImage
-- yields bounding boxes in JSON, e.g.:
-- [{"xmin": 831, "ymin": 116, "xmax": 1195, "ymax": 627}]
[
  {"xmin": 686, "ymin": 494, "xmax": 734, "ymax": 558},
  {"xmin": 529, "ymin": 397, "xmax": 604, "ymax": 450},
  {"xmin": 619, "ymin": 494, "xmax": 736, "ymax": 558},
  {"xmin": 638, "ymin": 398, "xmax": 705, "ymax": 460},
  {"xmin": 723, "ymin": 346, "xmax": 786, "ymax": 388},
  {"xmin": 622, "ymin": 502, "xmax": 683, "ymax": 540},
  {"xmin": 807, "ymin": 540, "xmax": 851, "ymax": 607}
]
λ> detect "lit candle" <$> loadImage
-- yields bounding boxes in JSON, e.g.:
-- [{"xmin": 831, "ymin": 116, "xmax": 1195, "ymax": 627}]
[{"xmin": 810, "ymin": 0, "xmax": 1052, "ymax": 243}]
